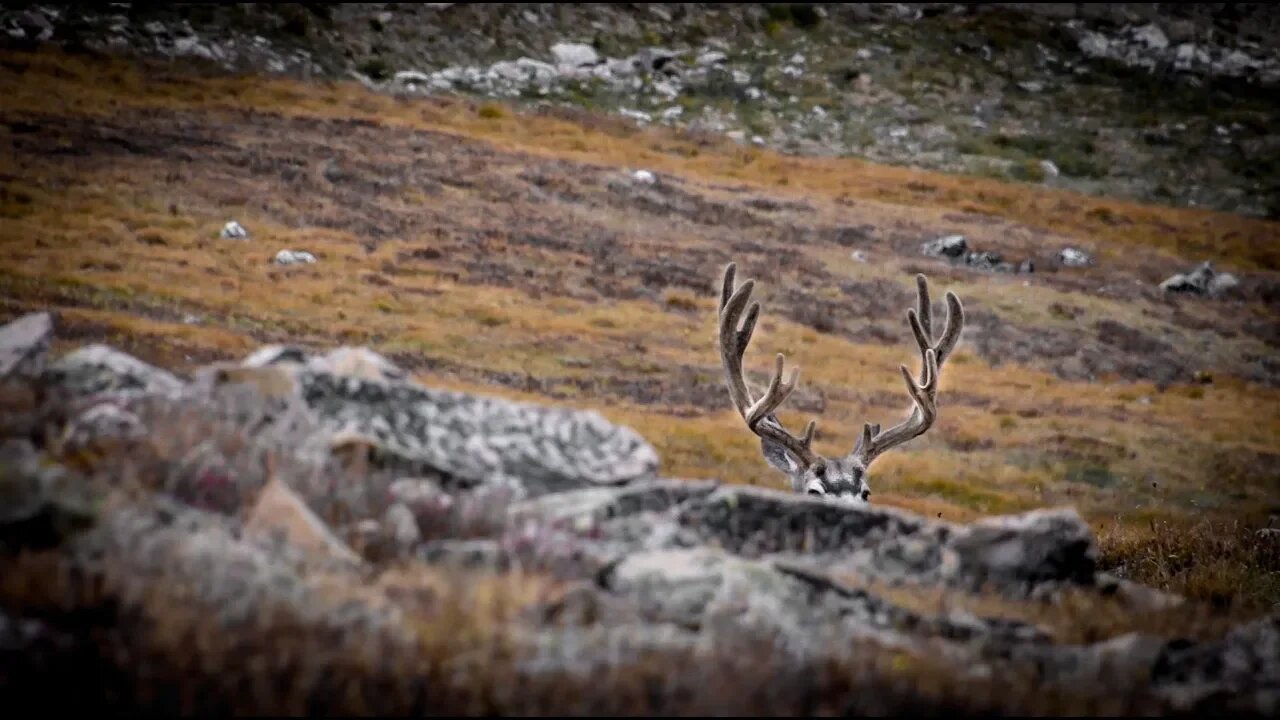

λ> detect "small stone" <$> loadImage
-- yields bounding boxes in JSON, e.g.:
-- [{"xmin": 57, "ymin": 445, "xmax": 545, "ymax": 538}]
[
  {"xmin": 1040, "ymin": 159, "xmax": 1060, "ymax": 177},
  {"xmin": 0, "ymin": 312, "xmax": 53, "ymax": 381},
  {"xmin": 220, "ymin": 220, "xmax": 248, "ymax": 239},
  {"xmin": 697, "ymin": 51, "xmax": 727, "ymax": 67},
  {"xmin": 273, "ymin": 249, "xmax": 317, "ymax": 265},
  {"xmin": 922, "ymin": 235, "xmax": 967, "ymax": 259},
  {"xmin": 1057, "ymin": 247, "xmax": 1093, "ymax": 267},
  {"xmin": 393, "ymin": 70, "xmax": 431, "ymax": 86},
  {"xmin": 632, "ymin": 169, "xmax": 656, "ymax": 184},
  {"xmin": 1207, "ymin": 272, "xmax": 1239, "ymax": 297}
]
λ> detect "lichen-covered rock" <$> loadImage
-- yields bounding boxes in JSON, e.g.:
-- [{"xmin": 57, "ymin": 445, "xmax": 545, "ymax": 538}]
[
  {"xmin": 7, "ymin": 323, "xmax": 1280, "ymax": 714},
  {"xmin": 1151, "ymin": 614, "xmax": 1280, "ymax": 714},
  {"xmin": 941, "ymin": 507, "xmax": 1098, "ymax": 594},
  {"xmin": 290, "ymin": 367, "xmax": 660, "ymax": 496},
  {"xmin": 676, "ymin": 485, "xmax": 951, "ymax": 562},
  {"xmin": 1159, "ymin": 260, "xmax": 1240, "ymax": 298},
  {"xmin": 922, "ymin": 234, "xmax": 968, "ymax": 258},
  {"xmin": 0, "ymin": 438, "xmax": 98, "ymax": 552},
  {"xmin": 40, "ymin": 344, "xmax": 183, "ymax": 402}
]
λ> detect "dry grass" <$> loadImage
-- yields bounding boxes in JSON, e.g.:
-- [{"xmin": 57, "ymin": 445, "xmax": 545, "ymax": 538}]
[
  {"xmin": 1097, "ymin": 518, "xmax": 1280, "ymax": 613},
  {"xmin": 1, "ymin": 45, "xmax": 1278, "ymax": 611}
]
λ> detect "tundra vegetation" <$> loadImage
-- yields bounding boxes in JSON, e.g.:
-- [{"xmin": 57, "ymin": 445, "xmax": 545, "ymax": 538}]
[{"xmin": 1, "ymin": 5, "xmax": 1279, "ymax": 714}]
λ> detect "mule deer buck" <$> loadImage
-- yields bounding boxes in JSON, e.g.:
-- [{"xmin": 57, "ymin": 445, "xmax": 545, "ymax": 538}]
[{"xmin": 716, "ymin": 262, "xmax": 964, "ymax": 504}]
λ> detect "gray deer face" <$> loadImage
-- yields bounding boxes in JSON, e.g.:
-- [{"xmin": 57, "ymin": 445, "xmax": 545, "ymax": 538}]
[
  {"xmin": 717, "ymin": 262, "xmax": 964, "ymax": 506},
  {"xmin": 761, "ymin": 433, "xmax": 871, "ymax": 504}
]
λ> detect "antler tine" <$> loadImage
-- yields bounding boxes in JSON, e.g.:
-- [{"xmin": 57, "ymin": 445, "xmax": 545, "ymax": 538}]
[
  {"xmin": 906, "ymin": 275, "xmax": 966, "ymax": 383},
  {"xmin": 746, "ymin": 353, "xmax": 800, "ymax": 427},
  {"xmin": 716, "ymin": 262, "xmax": 820, "ymax": 467},
  {"xmin": 935, "ymin": 290, "xmax": 965, "ymax": 366},
  {"xmin": 851, "ymin": 272, "xmax": 962, "ymax": 467},
  {"xmin": 915, "ymin": 273, "xmax": 932, "ymax": 340}
]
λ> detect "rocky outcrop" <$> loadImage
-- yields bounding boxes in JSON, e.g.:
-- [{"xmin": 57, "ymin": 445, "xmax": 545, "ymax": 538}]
[
  {"xmin": 0, "ymin": 311, "xmax": 1275, "ymax": 715},
  {"xmin": 1159, "ymin": 260, "xmax": 1241, "ymax": 297},
  {"xmin": 4, "ymin": 4, "xmax": 1276, "ymax": 218}
]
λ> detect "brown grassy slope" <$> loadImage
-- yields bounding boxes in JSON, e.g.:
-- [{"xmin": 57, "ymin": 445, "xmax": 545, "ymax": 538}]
[{"xmin": 1, "ymin": 47, "xmax": 1278, "ymax": 604}]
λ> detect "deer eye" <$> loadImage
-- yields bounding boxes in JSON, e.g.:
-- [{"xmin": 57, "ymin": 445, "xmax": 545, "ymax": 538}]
[{"xmin": 813, "ymin": 464, "xmax": 826, "ymax": 478}]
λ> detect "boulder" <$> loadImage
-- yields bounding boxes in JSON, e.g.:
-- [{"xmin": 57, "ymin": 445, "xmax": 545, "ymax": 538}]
[
  {"xmin": 922, "ymin": 234, "xmax": 968, "ymax": 258},
  {"xmin": 550, "ymin": 42, "xmax": 599, "ymax": 69},
  {"xmin": 245, "ymin": 477, "xmax": 363, "ymax": 566},
  {"xmin": 40, "ymin": 344, "xmax": 183, "ymax": 403},
  {"xmin": 1159, "ymin": 261, "xmax": 1240, "ymax": 298}
]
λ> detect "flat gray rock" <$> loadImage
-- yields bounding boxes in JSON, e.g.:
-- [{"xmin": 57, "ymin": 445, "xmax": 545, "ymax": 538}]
[{"xmin": 0, "ymin": 312, "xmax": 53, "ymax": 381}]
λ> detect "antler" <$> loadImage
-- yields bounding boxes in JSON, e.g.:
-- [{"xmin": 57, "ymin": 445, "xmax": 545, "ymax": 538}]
[
  {"xmin": 850, "ymin": 273, "xmax": 964, "ymax": 467},
  {"xmin": 718, "ymin": 262, "xmax": 820, "ymax": 469}
]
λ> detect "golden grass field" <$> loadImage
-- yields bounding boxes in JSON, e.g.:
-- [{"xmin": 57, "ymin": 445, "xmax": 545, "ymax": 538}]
[{"xmin": 2, "ymin": 46, "xmax": 1278, "ymax": 609}]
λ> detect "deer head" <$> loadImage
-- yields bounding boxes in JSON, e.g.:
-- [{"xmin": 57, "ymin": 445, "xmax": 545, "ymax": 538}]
[{"xmin": 716, "ymin": 262, "xmax": 964, "ymax": 504}]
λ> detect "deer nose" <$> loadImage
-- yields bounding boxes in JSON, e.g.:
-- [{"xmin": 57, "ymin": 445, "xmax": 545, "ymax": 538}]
[
  {"xmin": 861, "ymin": 490, "xmax": 870, "ymax": 501},
  {"xmin": 808, "ymin": 488, "xmax": 823, "ymax": 496}
]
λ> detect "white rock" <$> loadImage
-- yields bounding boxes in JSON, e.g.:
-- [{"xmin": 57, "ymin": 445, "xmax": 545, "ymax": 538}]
[
  {"xmin": 732, "ymin": 69, "xmax": 751, "ymax": 85},
  {"xmin": 922, "ymin": 235, "xmax": 968, "ymax": 259},
  {"xmin": 745, "ymin": 86, "xmax": 762, "ymax": 100},
  {"xmin": 788, "ymin": 52, "xmax": 806, "ymax": 65},
  {"xmin": 220, "ymin": 220, "xmax": 248, "ymax": 239},
  {"xmin": 1057, "ymin": 247, "xmax": 1092, "ymax": 267},
  {"xmin": 273, "ymin": 250, "xmax": 317, "ymax": 265},
  {"xmin": 393, "ymin": 70, "xmax": 431, "ymax": 86},
  {"xmin": 0, "ymin": 311, "xmax": 52, "ymax": 380},
  {"xmin": 660, "ymin": 106, "xmax": 684, "ymax": 122},
  {"xmin": 144, "ymin": 20, "xmax": 166, "ymax": 36},
  {"xmin": 1040, "ymin": 159, "xmax": 1060, "ymax": 177},
  {"xmin": 850, "ymin": 250, "xmax": 868, "ymax": 263},
  {"xmin": 653, "ymin": 78, "xmax": 680, "ymax": 99},
  {"xmin": 1207, "ymin": 272, "xmax": 1240, "ymax": 297},
  {"xmin": 751, "ymin": 135, "xmax": 766, "ymax": 146},
  {"xmin": 1017, "ymin": 80, "xmax": 1044, "ymax": 93},
  {"xmin": 550, "ymin": 42, "xmax": 599, "ymax": 69},
  {"xmin": 632, "ymin": 169, "xmax": 656, "ymax": 184},
  {"xmin": 1131, "ymin": 23, "xmax": 1169, "ymax": 51},
  {"xmin": 856, "ymin": 48, "xmax": 874, "ymax": 60},
  {"xmin": 1079, "ymin": 31, "xmax": 1111, "ymax": 58},
  {"xmin": 619, "ymin": 108, "xmax": 652, "ymax": 124},
  {"xmin": 726, "ymin": 130, "xmax": 746, "ymax": 143},
  {"xmin": 1218, "ymin": 49, "xmax": 1258, "ymax": 75},
  {"xmin": 697, "ymin": 51, "xmax": 727, "ymax": 67}
]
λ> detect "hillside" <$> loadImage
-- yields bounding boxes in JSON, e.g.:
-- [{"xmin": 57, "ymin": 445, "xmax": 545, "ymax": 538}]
[{"xmin": 1, "ymin": 4, "xmax": 1279, "ymax": 716}]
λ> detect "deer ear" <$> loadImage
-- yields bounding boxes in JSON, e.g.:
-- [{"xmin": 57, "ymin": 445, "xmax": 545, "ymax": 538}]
[{"xmin": 761, "ymin": 435, "xmax": 802, "ymax": 475}]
